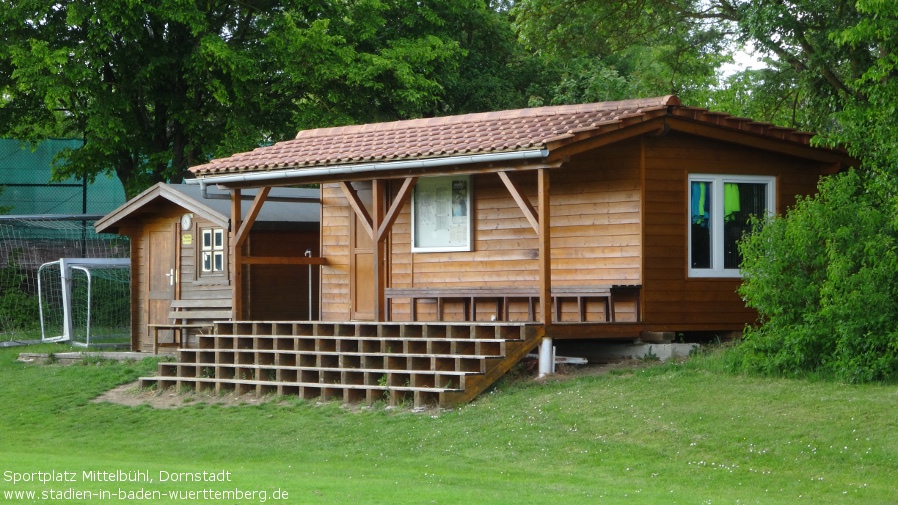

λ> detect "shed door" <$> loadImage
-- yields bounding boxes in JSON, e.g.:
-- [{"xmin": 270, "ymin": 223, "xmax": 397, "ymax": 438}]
[
  {"xmin": 350, "ymin": 208, "xmax": 375, "ymax": 321},
  {"xmin": 146, "ymin": 222, "xmax": 176, "ymax": 349},
  {"xmin": 350, "ymin": 184, "xmax": 375, "ymax": 320}
]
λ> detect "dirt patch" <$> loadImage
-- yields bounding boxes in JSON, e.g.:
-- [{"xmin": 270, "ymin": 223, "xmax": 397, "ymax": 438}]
[{"xmin": 92, "ymin": 382, "xmax": 281, "ymax": 409}]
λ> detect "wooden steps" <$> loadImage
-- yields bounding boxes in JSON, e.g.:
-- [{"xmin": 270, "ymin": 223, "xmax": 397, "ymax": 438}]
[{"xmin": 139, "ymin": 321, "xmax": 543, "ymax": 408}]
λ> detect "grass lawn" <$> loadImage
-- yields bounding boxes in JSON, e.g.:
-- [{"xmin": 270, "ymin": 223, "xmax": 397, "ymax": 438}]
[{"xmin": 0, "ymin": 343, "xmax": 896, "ymax": 504}]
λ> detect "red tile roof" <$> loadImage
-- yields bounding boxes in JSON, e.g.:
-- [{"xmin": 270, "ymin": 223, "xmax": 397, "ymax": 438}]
[{"xmin": 189, "ymin": 95, "xmax": 820, "ymax": 177}]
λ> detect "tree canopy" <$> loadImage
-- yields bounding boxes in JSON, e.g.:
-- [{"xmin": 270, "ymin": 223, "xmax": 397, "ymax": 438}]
[{"xmin": 0, "ymin": 0, "xmax": 521, "ymax": 197}]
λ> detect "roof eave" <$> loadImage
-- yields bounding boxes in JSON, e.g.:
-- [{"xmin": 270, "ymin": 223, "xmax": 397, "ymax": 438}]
[
  {"xmin": 94, "ymin": 183, "xmax": 229, "ymax": 234},
  {"xmin": 193, "ymin": 149, "xmax": 552, "ymax": 188}
]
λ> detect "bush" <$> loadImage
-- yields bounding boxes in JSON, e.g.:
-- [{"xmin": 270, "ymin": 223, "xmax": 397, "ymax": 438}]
[
  {"xmin": 738, "ymin": 169, "xmax": 898, "ymax": 382},
  {"xmin": 0, "ymin": 290, "xmax": 40, "ymax": 332},
  {"xmin": 0, "ymin": 261, "xmax": 40, "ymax": 333}
]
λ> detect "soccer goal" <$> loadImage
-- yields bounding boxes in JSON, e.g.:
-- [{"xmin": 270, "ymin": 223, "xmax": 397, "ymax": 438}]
[
  {"xmin": 38, "ymin": 258, "xmax": 131, "ymax": 347},
  {"xmin": 0, "ymin": 215, "xmax": 129, "ymax": 342}
]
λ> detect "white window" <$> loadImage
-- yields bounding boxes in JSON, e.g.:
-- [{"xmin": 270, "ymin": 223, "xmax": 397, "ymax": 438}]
[
  {"xmin": 201, "ymin": 228, "xmax": 225, "ymax": 274},
  {"xmin": 688, "ymin": 174, "xmax": 775, "ymax": 278}
]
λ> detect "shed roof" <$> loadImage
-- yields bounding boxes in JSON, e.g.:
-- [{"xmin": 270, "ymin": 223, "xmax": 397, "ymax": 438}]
[
  {"xmin": 189, "ymin": 95, "xmax": 848, "ymax": 184},
  {"xmin": 94, "ymin": 183, "xmax": 319, "ymax": 234}
]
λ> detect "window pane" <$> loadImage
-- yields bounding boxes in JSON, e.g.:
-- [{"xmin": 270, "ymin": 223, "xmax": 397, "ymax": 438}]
[
  {"xmin": 690, "ymin": 181, "xmax": 712, "ymax": 268},
  {"xmin": 214, "ymin": 252, "xmax": 223, "ymax": 272},
  {"xmin": 202, "ymin": 252, "xmax": 212, "ymax": 272},
  {"xmin": 213, "ymin": 229, "xmax": 223, "ymax": 249},
  {"xmin": 202, "ymin": 230, "xmax": 212, "ymax": 249},
  {"xmin": 723, "ymin": 183, "xmax": 767, "ymax": 269}
]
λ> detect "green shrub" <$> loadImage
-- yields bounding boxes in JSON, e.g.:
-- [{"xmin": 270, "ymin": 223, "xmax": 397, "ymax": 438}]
[
  {"xmin": 0, "ymin": 260, "xmax": 40, "ymax": 333},
  {"xmin": 738, "ymin": 169, "xmax": 898, "ymax": 382},
  {"xmin": 0, "ymin": 290, "xmax": 40, "ymax": 332}
]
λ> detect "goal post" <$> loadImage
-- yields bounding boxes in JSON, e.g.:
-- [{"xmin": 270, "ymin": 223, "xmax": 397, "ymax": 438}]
[{"xmin": 38, "ymin": 258, "xmax": 130, "ymax": 347}]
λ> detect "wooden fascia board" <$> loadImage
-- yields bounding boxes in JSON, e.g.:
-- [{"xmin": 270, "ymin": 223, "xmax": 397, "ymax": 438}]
[
  {"xmin": 376, "ymin": 177, "xmax": 417, "ymax": 242},
  {"xmin": 498, "ymin": 171, "xmax": 539, "ymax": 233},
  {"xmin": 544, "ymin": 120, "xmax": 668, "ymax": 163},
  {"xmin": 339, "ymin": 181, "xmax": 374, "ymax": 240},
  {"xmin": 234, "ymin": 186, "xmax": 271, "ymax": 249},
  {"xmin": 664, "ymin": 116, "xmax": 857, "ymax": 166},
  {"xmin": 95, "ymin": 183, "xmax": 228, "ymax": 233}
]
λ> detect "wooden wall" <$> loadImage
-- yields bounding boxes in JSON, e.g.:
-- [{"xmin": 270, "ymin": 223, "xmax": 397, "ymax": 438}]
[
  {"xmin": 320, "ymin": 185, "xmax": 352, "ymax": 319},
  {"xmin": 321, "ymin": 131, "xmax": 833, "ymax": 332},
  {"xmin": 244, "ymin": 230, "xmax": 321, "ymax": 321},
  {"xmin": 119, "ymin": 207, "xmax": 187, "ymax": 352},
  {"xmin": 119, "ymin": 198, "xmax": 318, "ymax": 351},
  {"xmin": 641, "ymin": 132, "xmax": 828, "ymax": 331},
  {"xmin": 320, "ymin": 140, "xmax": 645, "ymax": 321}
]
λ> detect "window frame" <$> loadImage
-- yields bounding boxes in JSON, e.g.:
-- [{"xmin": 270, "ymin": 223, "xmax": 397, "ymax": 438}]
[
  {"xmin": 410, "ymin": 175, "xmax": 473, "ymax": 253},
  {"xmin": 687, "ymin": 174, "xmax": 776, "ymax": 278},
  {"xmin": 198, "ymin": 226, "xmax": 226, "ymax": 277}
]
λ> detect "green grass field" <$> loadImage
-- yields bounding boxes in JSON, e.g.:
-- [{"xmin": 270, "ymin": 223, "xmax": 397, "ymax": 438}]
[{"xmin": 0, "ymin": 343, "xmax": 896, "ymax": 504}]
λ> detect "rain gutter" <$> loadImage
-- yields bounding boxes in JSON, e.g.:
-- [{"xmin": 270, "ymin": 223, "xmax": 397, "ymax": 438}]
[{"xmin": 186, "ymin": 149, "xmax": 549, "ymax": 189}]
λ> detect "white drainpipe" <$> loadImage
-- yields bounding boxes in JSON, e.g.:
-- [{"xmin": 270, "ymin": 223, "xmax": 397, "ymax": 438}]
[{"xmin": 538, "ymin": 337, "xmax": 555, "ymax": 378}]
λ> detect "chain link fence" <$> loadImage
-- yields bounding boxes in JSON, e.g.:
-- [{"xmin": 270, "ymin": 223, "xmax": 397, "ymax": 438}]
[{"xmin": 0, "ymin": 139, "xmax": 129, "ymax": 342}]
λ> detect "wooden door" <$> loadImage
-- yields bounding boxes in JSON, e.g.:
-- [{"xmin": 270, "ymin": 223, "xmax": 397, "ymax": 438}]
[
  {"xmin": 146, "ymin": 222, "xmax": 176, "ymax": 349},
  {"xmin": 350, "ymin": 184, "xmax": 375, "ymax": 320},
  {"xmin": 350, "ymin": 210, "xmax": 375, "ymax": 320}
]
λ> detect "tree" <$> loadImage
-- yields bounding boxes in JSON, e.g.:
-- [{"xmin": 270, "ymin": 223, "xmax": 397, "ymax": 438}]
[
  {"xmin": 0, "ymin": 1, "xmax": 476, "ymax": 197},
  {"xmin": 733, "ymin": 0, "xmax": 898, "ymax": 381},
  {"xmin": 511, "ymin": 0, "xmax": 731, "ymax": 105}
]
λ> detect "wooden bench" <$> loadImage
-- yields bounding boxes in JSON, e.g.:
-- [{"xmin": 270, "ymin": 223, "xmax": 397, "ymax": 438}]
[
  {"xmin": 149, "ymin": 299, "xmax": 233, "ymax": 354},
  {"xmin": 384, "ymin": 285, "xmax": 640, "ymax": 323}
]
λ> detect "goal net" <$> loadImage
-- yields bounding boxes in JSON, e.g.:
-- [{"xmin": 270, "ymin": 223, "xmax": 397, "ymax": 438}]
[
  {"xmin": 0, "ymin": 216, "xmax": 129, "ymax": 342},
  {"xmin": 38, "ymin": 258, "xmax": 131, "ymax": 347}
]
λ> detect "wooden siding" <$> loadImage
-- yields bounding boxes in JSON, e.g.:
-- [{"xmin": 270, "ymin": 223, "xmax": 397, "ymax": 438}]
[
  {"xmin": 641, "ymin": 132, "xmax": 828, "ymax": 331},
  {"xmin": 320, "ymin": 133, "xmax": 834, "ymax": 330},
  {"xmin": 320, "ymin": 184, "xmax": 352, "ymax": 319},
  {"xmin": 111, "ymin": 191, "xmax": 322, "ymax": 350},
  {"xmin": 245, "ymin": 230, "xmax": 320, "ymax": 320},
  {"xmin": 320, "ymin": 141, "xmax": 644, "ymax": 321}
]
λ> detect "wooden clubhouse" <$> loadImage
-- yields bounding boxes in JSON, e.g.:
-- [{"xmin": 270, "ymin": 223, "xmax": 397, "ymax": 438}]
[{"xmin": 136, "ymin": 95, "xmax": 854, "ymax": 407}]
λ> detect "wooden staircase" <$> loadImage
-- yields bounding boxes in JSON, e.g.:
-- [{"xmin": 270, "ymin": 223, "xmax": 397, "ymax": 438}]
[{"xmin": 139, "ymin": 321, "xmax": 544, "ymax": 408}]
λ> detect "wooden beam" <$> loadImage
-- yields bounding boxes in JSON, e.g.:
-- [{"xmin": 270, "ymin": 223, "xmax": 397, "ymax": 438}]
[
  {"xmin": 242, "ymin": 256, "xmax": 327, "ymax": 265},
  {"xmin": 230, "ymin": 189, "xmax": 243, "ymax": 320},
  {"xmin": 664, "ymin": 116, "xmax": 856, "ymax": 164},
  {"xmin": 339, "ymin": 182, "xmax": 374, "ymax": 240},
  {"xmin": 545, "ymin": 120, "xmax": 667, "ymax": 162},
  {"xmin": 376, "ymin": 176, "xmax": 417, "ymax": 242},
  {"xmin": 498, "ymin": 171, "xmax": 539, "ymax": 233},
  {"xmin": 372, "ymin": 179, "xmax": 386, "ymax": 322},
  {"xmin": 234, "ymin": 186, "xmax": 270, "ymax": 249},
  {"xmin": 537, "ymin": 168, "xmax": 552, "ymax": 327}
]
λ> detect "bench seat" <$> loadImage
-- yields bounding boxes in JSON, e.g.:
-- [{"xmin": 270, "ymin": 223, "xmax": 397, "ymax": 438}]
[
  {"xmin": 384, "ymin": 285, "xmax": 640, "ymax": 323},
  {"xmin": 149, "ymin": 299, "xmax": 232, "ymax": 354}
]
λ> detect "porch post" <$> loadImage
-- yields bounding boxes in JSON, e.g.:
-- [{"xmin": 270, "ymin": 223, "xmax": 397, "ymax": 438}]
[
  {"xmin": 231, "ymin": 189, "xmax": 242, "ymax": 319},
  {"xmin": 537, "ymin": 168, "xmax": 553, "ymax": 376},
  {"xmin": 537, "ymin": 168, "xmax": 551, "ymax": 326},
  {"xmin": 372, "ymin": 179, "xmax": 386, "ymax": 322}
]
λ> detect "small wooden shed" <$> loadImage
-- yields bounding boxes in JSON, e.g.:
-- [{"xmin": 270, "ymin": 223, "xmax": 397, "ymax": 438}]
[{"xmin": 95, "ymin": 183, "xmax": 320, "ymax": 352}]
